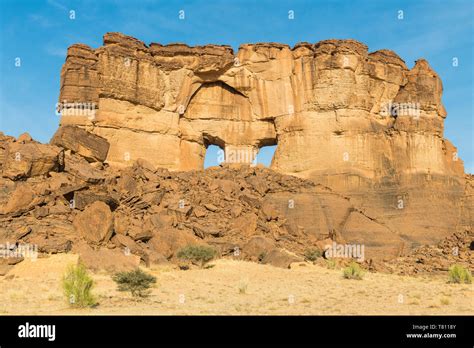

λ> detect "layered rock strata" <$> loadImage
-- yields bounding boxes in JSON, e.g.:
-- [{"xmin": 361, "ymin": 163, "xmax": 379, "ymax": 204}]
[{"xmin": 55, "ymin": 33, "xmax": 470, "ymax": 253}]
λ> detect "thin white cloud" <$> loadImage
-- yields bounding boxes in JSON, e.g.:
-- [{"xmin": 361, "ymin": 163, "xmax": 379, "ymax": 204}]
[
  {"xmin": 47, "ymin": 0, "xmax": 68, "ymax": 11},
  {"xmin": 28, "ymin": 14, "xmax": 54, "ymax": 28},
  {"xmin": 45, "ymin": 45, "xmax": 66, "ymax": 58}
]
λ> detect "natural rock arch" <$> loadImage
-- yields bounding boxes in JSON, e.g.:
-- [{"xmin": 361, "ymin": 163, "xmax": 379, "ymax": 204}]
[
  {"xmin": 180, "ymin": 80, "xmax": 277, "ymax": 168},
  {"xmin": 56, "ymin": 32, "xmax": 469, "ymax": 250}
]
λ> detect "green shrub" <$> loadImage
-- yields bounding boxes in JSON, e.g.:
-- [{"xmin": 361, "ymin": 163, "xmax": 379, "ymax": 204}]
[
  {"xmin": 343, "ymin": 262, "xmax": 364, "ymax": 280},
  {"xmin": 112, "ymin": 268, "xmax": 157, "ymax": 297},
  {"xmin": 448, "ymin": 264, "xmax": 472, "ymax": 284},
  {"xmin": 62, "ymin": 263, "xmax": 96, "ymax": 308},
  {"xmin": 177, "ymin": 245, "xmax": 217, "ymax": 268},
  {"xmin": 325, "ymin": 259, "xmax": 336, "ymax": 269},
  {"xmin": 304, "ymin": 248, "xmax": 322, "ymax": 262}
]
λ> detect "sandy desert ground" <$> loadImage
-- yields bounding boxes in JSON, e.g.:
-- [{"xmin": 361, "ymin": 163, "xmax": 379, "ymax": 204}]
[{"xmin": 0, "ymin": 254, "xmax": 472, "ymax": 315}]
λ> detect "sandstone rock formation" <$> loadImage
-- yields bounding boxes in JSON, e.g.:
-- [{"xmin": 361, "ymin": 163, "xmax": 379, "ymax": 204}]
[
  {"xmin": 73, "ymin": 201, "xmax": 114, "ymax": 245},
  {"xmin": 51, "ymin": 125, "xmax": 109, "ymax": 162},
  {"xmin": 54, "ymin": 32, "xmax": 471, "ymax": 258},
  {"xmin": 384, "ymin": 229, "xmax": 473, "ymax": 275},
  {"xmin": 2, "ymin": 142, "xmax": 64, "ymax": 180},
  {"xmin": 0, "ymin": 33, "xmax": 471, "ymax": 273},
  {"xmin": 2, "ymin": 129, "xmax": 385, "ymax": 269},
  {"xmin": 0, "ymin": 127, "xmax": 471, "ymax": 272}
]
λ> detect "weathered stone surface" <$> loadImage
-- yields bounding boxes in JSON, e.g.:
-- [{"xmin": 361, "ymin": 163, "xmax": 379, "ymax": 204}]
[
  {"xmin": 261, "ymin": 201, "xmax": 280, "ymax": 221},
  {"xmin": 144, "ymin": 249, "xmax": 169, "ymax": 264},
  {"xmin": 1, "ymin": 184, "xmax": 35, "ymax": 215},
  {"xmin": 113, "ymin": 212, "xmax": 131, "ymax": 235},
  {"xmin": 193, "ymin": 206, "xmax": 207, "ymax": 218},
  {"xmin": 0, "ymin": 132, "xmax": 15, "ymax": 169},
  {"xmin": 128, "ymin": 223, "xmax": 153, "ymax": 241},
  {"xmin": 148, "ymin": 227, "xmax": 202, "ymax": 259},
  {"xmin": 262, "ymin": 248, "xmax": 303, "ymax": 269},
  {"xmin": 27, "ymin": 234, "xmax": 72, "ymax": 253},
  {"xmin": 0, "ymin": 226, "xmax": 31, "ymax": 244},
  {"xmin": 73, "ymin": 201, "xmax": 113, "ymax": 245},
  {"xmin": 17, "ymin": 132, "xmax": 33, "ymax": 143},
  {"xmin": 242, "ymin": 236, "xmax": 275, "ymax": 262},
  {"xmin": 73, "ymin": 241, "xmax": 140, "ymax": 272},
  {"xmin": 0, "ymin": 33, "xmax": 471, "ymax": 273},
  {"xmin": 51, "ymin": 125, "xmax": 109, "ymax": 162},
  {"xmin": 111, "ymin": 234, "xmax": 142, "ymax": 254},
  {"xmin": 54, "ymin": 33, "xmax": 468, "ymax": 253},
  {"xmin": 73, "ymin": 190, "xmax": 119, "ymax": 210},
  {"xmin": 64, "ymin": 153, "xmax": 105, "ymax": 183},
  {"xmin": 2, "ymin": 142, "xmax": 64, "ymax": 180},
  {"xmin": 230, "ymin": 213, "xmax": 258, "ymax": 237},
  {"xmin": 385, "ymin": 229, "xmax": 473, "ymax": 275},
  {"xmin": 0, "ymin": 147, "xmax": 471, "ymax": 272},
  {"xmin": 192, "ymin": 223, "xmax": 221, "ymax": 238}
]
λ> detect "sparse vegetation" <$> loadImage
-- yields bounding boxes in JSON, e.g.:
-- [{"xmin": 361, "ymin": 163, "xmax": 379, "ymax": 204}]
[
  {"xmin": 2, "ymin": 252, "xmax": 473, "ymax": 315},
  {"xmin": 304, "ymin": 248, "xmax": 322, "ymax": 262},
  {"xmin": 343, "ymin": 262, "xmax": 364, "ymax": 280},
  {"xmin": 177, "ymin": 245, "xmax": 217, "ymax": 268},
  {"xmin": 62, "ymin": 263, "xmax": 97, "ymax": 308},
  {"xmin": 448, "ymin": 264, "xmax": 472, "ymax": 284},
  {"xmin": 440, "ymin": 297, "xmax": 450, "ymax": 305},
  {"xmin": 112, "ymin": 268, "xmax": 157, "ymax": 297},
  {"xmin": 238, "ymin": 279, "xmax": 248, "ymax": 294},
  {"xmin": 325, "ymin": 259, "xmax": 336, "ymax": 269}
]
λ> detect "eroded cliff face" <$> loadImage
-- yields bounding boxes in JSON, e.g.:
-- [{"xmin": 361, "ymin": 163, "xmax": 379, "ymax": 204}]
[{"xmin": 57, "ymin": 32, "xmax": 470, "ymax": 251}]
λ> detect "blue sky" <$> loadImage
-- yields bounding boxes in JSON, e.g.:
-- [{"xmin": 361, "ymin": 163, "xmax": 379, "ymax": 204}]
[{"xmin": 0, "ymin": 0, "xmax": 472, "ymax": 170}]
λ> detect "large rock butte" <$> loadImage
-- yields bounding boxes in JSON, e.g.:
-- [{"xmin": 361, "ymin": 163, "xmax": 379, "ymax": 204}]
[
  {"xmin": 56, "ymin": 32, "xmax": 470, "ymax": 252},
  {"xmin": 0, "ymin": 33, "xmax": 471, "ymax": 272}
]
